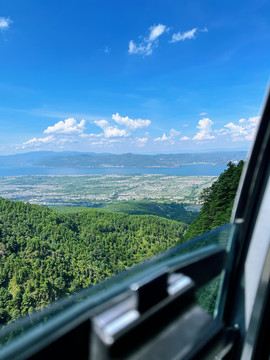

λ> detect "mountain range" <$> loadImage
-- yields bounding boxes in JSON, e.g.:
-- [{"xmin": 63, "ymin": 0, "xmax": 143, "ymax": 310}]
[{"xmin": 0, "ymin": 151, "xmax": 247, "ymax": 168}]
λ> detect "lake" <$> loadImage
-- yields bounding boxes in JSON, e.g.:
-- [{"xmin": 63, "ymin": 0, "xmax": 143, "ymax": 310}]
[{"xmin": 0, "ymin": 164, "xmax": 227, "ymax": 177}]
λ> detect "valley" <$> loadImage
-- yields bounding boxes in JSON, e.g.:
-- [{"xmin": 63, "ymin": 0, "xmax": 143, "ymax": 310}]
[{"xmin": 0, "ymin": 174, "xmax": 216, "ymax": 206}]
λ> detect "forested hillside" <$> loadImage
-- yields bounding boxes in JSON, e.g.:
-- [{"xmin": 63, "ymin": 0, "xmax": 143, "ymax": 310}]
[
  {"xmin": 0, "ymin": 198, "xmax": 187, "ymax": 324},
  {"xmin": 184, "ymin": 161, "xmax": 244, "ymax": 240},
  {"xmin": 54, "ymin": 201, "xmax": 198, "ymax": 224}
]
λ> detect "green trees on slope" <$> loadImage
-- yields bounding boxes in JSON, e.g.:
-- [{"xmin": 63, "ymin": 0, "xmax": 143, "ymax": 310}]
[
  {"xmin": 0, "ymin": 198, "xmax": 187, "ymax": 324},
  {"xmin": 184, "ymin": 161, "xmax": 244, "ymax": 240}
]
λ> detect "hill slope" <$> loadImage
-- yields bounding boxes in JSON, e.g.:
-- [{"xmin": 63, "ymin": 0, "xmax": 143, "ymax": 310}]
[
  {"xmin": 54, "ymin": 201, "xmax": 198, "ymax": 224},
  {"xmin": 184, "ymin": 161, "xmax": 244, "ymax": 240},
  {"xmin": 0, "ymin": 197, "xmax": 187, "ymax": 324},
  {"xmin": 102, "ymin": 201, "xmax": 198, "ymax": 224}
]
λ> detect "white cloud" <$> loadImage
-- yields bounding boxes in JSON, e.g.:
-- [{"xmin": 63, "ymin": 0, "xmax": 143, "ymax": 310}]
[
  {"xmin": 89, "ymin": 138, "xmax": 123, "ymax": 147},
  {"xmin": 154, "ymin": 128, "xmax": 180, "ymax": 144},
  {"xmin": 136, "ymin": 137, "xmax": 149, "ymax": 147},
  {"xmin": 170, "ymin": 28, "xmax": 197, "ymax": 43},
  {"xmin": 170, "ymin": 27, "xmax": 208, "ymax": 43},
  {"xmin": 20, "ymin": 117, "xmax": 88, "ymax": 149},
  {"xmin": 94, "ymin": 119, "xmax": 109, "ymax": 129},
  {"xmin": 248, "ymin": 116, "xmax": 260, "ymax": 127},
  {"xmin": 20, "ymin": 134, "xmax": 81, "ymax": 149},
  {"xmin": 154, "ymin": 133, "xmax": 169, "ymax": 142},
  {"xmin": 224, "ymin": 116, "xmax": 260, "ymax": 141},
  {"xmin": 79, "ymin": 132, "xmax": 102, "ymax": 139},
  {"xmin": 128, "ymin": 24, "xmax": 169, "ymax": 56},
  {"xmin": 103, "ymin": 126, "xmax": 128, "ymax": 138},
  {"xmin": 200, "ymin": 112, "xmax": 208, "ymax": 116},
  {"xmin": 21, "ymin": 112, "xmax": 152, "ymax": 150},
  {"xmin": 21, "ymin": 135, "xmax": 56, "ymax": 148},
  {"xmin": 193, "ymin": 118, "xmax": 215, "ymax": 140},
  {"xmin": 128, "ymin": 40, "xmax": 140, "ymax": 54},
  {"xmin": 112, "ymin": 113, "xmax": 151, "ymax": 129},
  {"xmin": 148, "ymin": 24, "xmax": 168, "ymax": 41},
  {"xmin": 92, "ymin": 113, "xmax": 152, "ymax": 142},
  {"xmin": 90, "ymin": 141, "xmax": 104, "ymax": 146},
  {"xmin": 224, "ymin": 123, "xmax": 245, "ymax": 136},
  {"xmin": 44, "ymin": 118, "xmax": 86, "ymax": 134},
  {"xmin": 94, "ymin": 118, "xmax": 128, "ymax": 138},
  {"xmin": 186, "ymin": 115, "xmax": 260, "ymax": 143},
  {"xmin": 200, "ymin": 27, "xmax": 208, "ymax": 33},
  {"xmin": 0, "ymin": 17, "xmax": 12, "ymax": 30},
  {"xmin": 214, "ymin": 128, "xmax": 228, "ymax": 136},
  {"xmin": 169, "ymin": 128, "xmax": 180, "ymax": 137},
  {"xmin": 180, "ymin": 136, "xmax": 190, "ymax": 141},
  {"xmin": 128, "ymin": 40, "xmax": 154, "ymax": 56}
]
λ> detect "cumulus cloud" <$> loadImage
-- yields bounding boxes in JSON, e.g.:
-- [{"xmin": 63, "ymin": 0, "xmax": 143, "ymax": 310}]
[
  {"xmin": 21, "ymin": 112, "xmax": 152, "ymax": 150},
  {"xmin": 136, "ymin": 137, "xmax": 149, "ymax": 147},
  {"xmin": 128, "ymin": 24, "xmax": 169, "ymax": 56},
  {"xmin": 94, "ymin": 119, "xmax": 109, "ymax": 129},
  {"xmin": 21, "ymin": 135, "xmax": 56, "ymax": 148},
  {"xmin": 44, "ymin": 118, "xmax": 86, "ymax": 134},
  {"xmin": 112, "ymin": 113, "xmax": 151, "ymax": 129},
  {"xmin": 20, "ymin": 117, "xmax": 87, "ymax": 149},
  {"xmin": 22, "ymin": 112, "xmax": 152, "ymax": 150},
  {"xmin": 94, "ymin": 118, "xmax": 128, "ymax": 138},
  {"xmin": 180, "ymin": 136, "xmax": 190, "ymax": 141},
  {"xmin": 185, "ymin": 115, "xmax": 260, "ymax": 143},
  {"xmin": 103, "ymin": 127, "xmax": 128, "ymax": 138},
  {"xmin": 193, "ymin": 118, "xmax": 215, "ymax": 140},
  {"xmin": 224, "ymin": 116, "xmax": 260, "ymax": 141},
  {"xmin": 93, "ymin": 113, "xmax": 151, "ymax": 139},
  {"xmin": 0, "ymin": 17, "xmax": 12, "ymax": 30},
  {"xmin": 170, "ymin": 27, "xmax": 207, "ymax": 43},
  {"xmin": 79, "ymin": 132, "xmax": 102, "ymax": 139},
  {"xmin": 154, "ymin": 133, "xmax": 169, "ymax": 142},
  {"xmin": 20, "ymin": 134, "xmax": 82, "ymax": 149},
  {"xmin": 248, "ymin": 116, "xmax": 260, "ymax": 127},
  {"xmin": 154, "ymin": 128, "xmax": 180, "ymax": 144}
]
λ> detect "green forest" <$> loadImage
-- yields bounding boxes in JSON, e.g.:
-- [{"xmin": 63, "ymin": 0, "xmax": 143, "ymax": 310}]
[
  {"xmin": 0, "ymin": 199, "xmax": 187, "ymax": 324},
  {"xmin": 54, "ymin": 201, "xmax": 198, "ymax": 224},
  {"xmin": 0, "ymin": 161, "xmax": 244, "ymax": 325},
  {"xmin": 184, "ymin": 161, "xmax": 244, "ymax": 240}
]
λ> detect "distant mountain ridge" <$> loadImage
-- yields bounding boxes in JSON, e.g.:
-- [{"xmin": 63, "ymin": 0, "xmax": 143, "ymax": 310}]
[{"xmin": 0, "ymin": 151, "xmax": 247, "ymax": 168}]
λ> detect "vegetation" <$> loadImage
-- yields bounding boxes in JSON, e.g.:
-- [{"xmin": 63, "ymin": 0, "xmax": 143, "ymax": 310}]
[
  {"xmin": 54, "ymin": 201, "xmax": 198, "ymax": 224},
  {"xmin": 185, "ymin": 161, "xmax": 245, "ymax": 313},
  {"xmin": 0, "ymin": 198, "xmax": 187, "ymax": 324},
  {"xmin": 184, "ymin": 161, "xmax": 244, "ymax": 240}
]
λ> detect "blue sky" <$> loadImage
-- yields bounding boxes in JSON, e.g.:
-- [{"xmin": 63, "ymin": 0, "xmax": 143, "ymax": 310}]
[{"xmin": 0, "ymin": 0, "xmax": 269, "ymax": 155}]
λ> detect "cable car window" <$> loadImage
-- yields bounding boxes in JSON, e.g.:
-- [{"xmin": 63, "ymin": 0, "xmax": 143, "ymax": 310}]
[{"xmin": 0, "ymin": 1, "xmax": 269, "ymax": 359}]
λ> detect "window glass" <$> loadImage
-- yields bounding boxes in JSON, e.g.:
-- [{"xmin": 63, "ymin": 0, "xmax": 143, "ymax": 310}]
[
  {"xmin": 0, "ymin": 224, "xmax": 231, "ymax": 348},
  {"xmin": 0, "ymin": 0, "xmax": 267, "ymax": 347}
]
